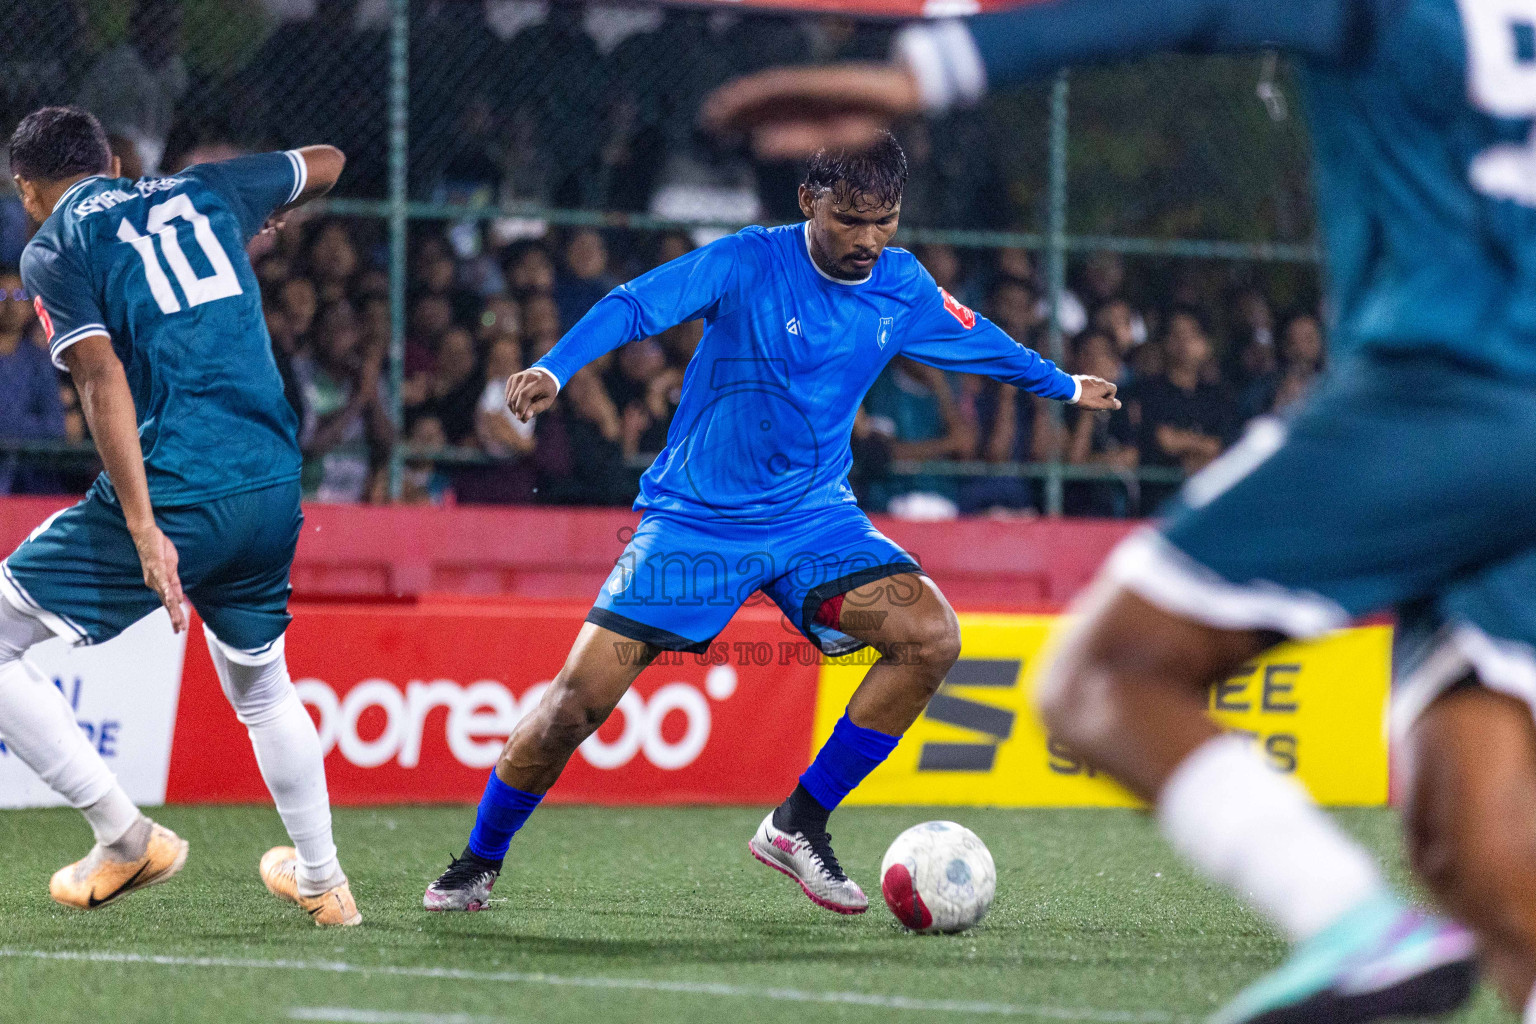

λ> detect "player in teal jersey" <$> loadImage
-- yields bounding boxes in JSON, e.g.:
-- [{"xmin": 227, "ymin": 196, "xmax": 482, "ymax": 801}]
[
  {"xmin": 1, "ymin": 107, "xmax": 359, "ymax": 925},
  {"xmin": 703, "ymin": 0, "xmax": 1536, "ymax": 1019}
]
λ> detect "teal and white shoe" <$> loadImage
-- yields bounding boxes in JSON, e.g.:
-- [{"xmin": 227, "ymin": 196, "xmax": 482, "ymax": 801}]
[{"xmin": 1210, "ymin": 893, "xmax": 1476, "ymax": 1024}]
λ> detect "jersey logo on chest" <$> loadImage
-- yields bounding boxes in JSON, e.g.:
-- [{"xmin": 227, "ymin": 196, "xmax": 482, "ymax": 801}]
[{"xmin": 878, "ymin": 316, "xmax": 894, "ymax": 349}]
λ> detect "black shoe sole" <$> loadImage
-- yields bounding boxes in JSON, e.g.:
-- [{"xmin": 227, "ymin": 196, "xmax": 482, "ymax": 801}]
[{"xmin": 1244, "ymin": 956, "xmax": 1477, "ymax": 1024}]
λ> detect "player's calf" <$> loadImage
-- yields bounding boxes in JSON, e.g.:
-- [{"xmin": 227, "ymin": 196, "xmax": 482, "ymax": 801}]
[
  {"xmin": 1402, "ymin": 683, "xmax": 1536, "ymax": 1010},
  {"xmin": 425, "ymin": 623, "xmax": 653, "ymax": 911},
  {"xmin": 753, "ymin": 577, "xmax": 958, "ymax": 913}
]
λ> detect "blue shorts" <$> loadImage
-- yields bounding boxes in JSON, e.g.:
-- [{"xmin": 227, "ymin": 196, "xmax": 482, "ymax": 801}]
[
  {"xmin": 1102, "ymin": 352, "xmax": 1536, "ymax": 730},
  {"xmin": 589, "ymin": 503, "xmax": 921, "ymax": 655},
  {"xmin": 1, "ymin": 480, "xmax": 302, "ymax": 653}
]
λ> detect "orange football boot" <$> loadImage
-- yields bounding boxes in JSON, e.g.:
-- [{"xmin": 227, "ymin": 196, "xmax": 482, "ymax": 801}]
[
  {"xmin": 259, "ymin": 846, "xmax": 361, "ymax": 926},
  {"xmin": 49, "ymin": 820, "xmax": 188, "ymax": 909}
]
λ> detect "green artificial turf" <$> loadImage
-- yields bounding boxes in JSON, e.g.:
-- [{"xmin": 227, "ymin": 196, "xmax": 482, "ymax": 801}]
[{"xmin": 0, "ymin": 806, "xmax": 1508, "ymax": 1023}]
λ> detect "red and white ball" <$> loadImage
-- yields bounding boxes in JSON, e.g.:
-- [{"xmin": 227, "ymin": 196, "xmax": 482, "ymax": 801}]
[{"xmin": 880, "ymin": 821, "xmax": 996, "ymax": 933}]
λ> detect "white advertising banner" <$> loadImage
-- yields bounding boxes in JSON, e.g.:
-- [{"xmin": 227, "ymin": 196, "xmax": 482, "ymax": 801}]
[{"xmin": 0, "ymin": 609, "xmax": 187, "ymax": 808}]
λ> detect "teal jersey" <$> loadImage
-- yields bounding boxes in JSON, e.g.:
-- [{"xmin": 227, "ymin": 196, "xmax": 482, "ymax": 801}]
[
  {"xmin": 20, "ymin": 151, "xmax": 306, "ymax": 507},
  {"xmin": 1301, "ymin": 0, "xmax": 1536, "ymax": 376},
  {"xmin": 909, "ymin": 0, "xmax": 1536, "ymax": 378}
]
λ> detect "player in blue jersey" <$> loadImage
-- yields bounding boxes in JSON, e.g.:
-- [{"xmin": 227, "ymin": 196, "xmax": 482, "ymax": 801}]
[
  {"xmin": 0, "ymin": 107, "xmax": 361, "ymax": 925},
  {"xmin": 702, "ymin": 0, "xmax": 1536, "ymax": 1020},
  {"xmin": 423, "ymin": 134, "xmax": 1121, "ymax": 914}
]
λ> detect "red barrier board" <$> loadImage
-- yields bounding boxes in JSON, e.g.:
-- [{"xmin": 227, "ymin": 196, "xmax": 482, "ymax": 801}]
[
  {"xmin": 0, "ymin": 498, "xmax": 1136, "ymax": 608},
  {"xmin": 166, "ymin": 599, "xmax": 820, "ymax": 805}
]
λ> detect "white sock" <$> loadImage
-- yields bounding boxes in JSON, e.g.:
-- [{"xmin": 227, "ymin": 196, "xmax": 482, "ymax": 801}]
[
  {"xmin": 207, "ymin": 632, "xmax": 341, "ymax": 896},
  {"xmin": 1525, "ymin": 982, "xmax": 1536, "ymax": 1023},
  {"xmin": 1158, "ymin": 734, "xmax": 1384, "ymax": 942},
  {"xmin": 0, "ymin": 656, "xmax": 139, "ymax": 845}
]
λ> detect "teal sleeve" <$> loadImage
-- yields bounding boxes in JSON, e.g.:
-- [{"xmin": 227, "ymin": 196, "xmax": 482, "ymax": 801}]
[
  {"xmin": 970, "ymin": 0, "xmax": 1362, "ymax": 85},
  {"xmin": 20, "ymin": 238, "xmax": 108, "ymax": 371},
  {"xmin": 897, "ymin": 0, "xmax": 1374, "ymax": 108},
  {"xmin": 183, "ymin": 151, "xmax": 306, "ymax": 241}
]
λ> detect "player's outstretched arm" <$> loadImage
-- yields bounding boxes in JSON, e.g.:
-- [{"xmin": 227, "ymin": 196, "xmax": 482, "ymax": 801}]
[
  {"xmin": 901, "ymin": 277, "xmax": 1121, "ymax": 410},
  {"xmin": 63, "ymin": 335, "xmax": 186, "ymax": 632},
  {"xmin": 511, "ymin": 233, "xmax": 752, "ymax": 421},
  {"xmin": 287, "ymin": 145, "xmax": 345, "ymax": 208},
  {"xmin": 703, "ymin": 0, "xmax": 1359, "ymax": 158},
  {"xmin": 256, "ymin": 145, "xmax": 346, "ymax": 235}
]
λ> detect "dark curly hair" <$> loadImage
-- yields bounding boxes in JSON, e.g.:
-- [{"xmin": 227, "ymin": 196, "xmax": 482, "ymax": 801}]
[
  {"xmin": 9, "ymin": 106, "xmax": 112, "ymax": 182},
  {"xmin": 802, "ymin": 131, "xmax": 907, "ymax": 213}
]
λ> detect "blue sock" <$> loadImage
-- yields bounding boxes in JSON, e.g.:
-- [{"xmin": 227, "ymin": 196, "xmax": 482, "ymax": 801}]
[
  {"xmin": 799, "ymin": 713, "xmax": 901, "ymax": 811},
  {"xmin": 466, "ymin": 772, "xmax": 543, "ymax": 863}
]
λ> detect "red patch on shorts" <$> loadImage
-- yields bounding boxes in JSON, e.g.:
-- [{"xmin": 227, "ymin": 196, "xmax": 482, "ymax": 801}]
[
  {"xmin": 814, "ymin": 593, "xmax": 845, "ymax": 630},
  {"xmin": 940, "ymin": 287, "xmax": 975, "ymax": 329}
]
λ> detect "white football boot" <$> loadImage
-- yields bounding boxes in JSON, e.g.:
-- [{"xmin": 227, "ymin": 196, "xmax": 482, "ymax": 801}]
[{"xmin": 748, "ymin": 811, "xmax": 868, "ymax": 914}]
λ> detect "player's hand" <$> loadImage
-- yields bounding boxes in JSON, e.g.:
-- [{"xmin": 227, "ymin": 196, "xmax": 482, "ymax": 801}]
[
  {"xmin": 1073, "ymin": 376, "xmax": 1122, "ymax": 411},
  {"xmin": 701, "ymin": 63, "xmax": 923, "ymax": 160},
  {"xmin": 259, "ymin": 215, "xmax": 287, "ymax": 236},
  {"xmin": 506, "ymin": 368, "xmax": 558, "ymax": 422},
  {"xmin": 132, "ymin": 524, "xmax": 187, "ymax": 633}
]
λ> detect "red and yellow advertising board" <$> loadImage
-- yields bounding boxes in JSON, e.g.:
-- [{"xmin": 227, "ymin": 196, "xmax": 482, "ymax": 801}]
[{"xmin": 154, "ymin": 602, "xmax": 1390, "ymax": 808}]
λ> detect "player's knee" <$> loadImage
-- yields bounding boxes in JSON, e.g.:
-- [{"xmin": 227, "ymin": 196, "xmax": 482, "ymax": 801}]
[
  {"xmin": 213, "ymin": 650, "xmax": 294, "ymax": 727},
  {"xmin": 0, "ymin": 599, "xmax": 51, "ymax": 665},
  {"xmin": 1034, "ymin": 621, "xmax": 1155, "ymax": 758},
  {"xmin": 887, "ymin": 606, "xmax": 961, "ymax": 686},
  {"xmin": 535, "ymin": 684, "xmax": 612, "ymax": 751},
  {"xmin": 1036, "ymin": 648, "xmax": 1116, "ymax": 755}
]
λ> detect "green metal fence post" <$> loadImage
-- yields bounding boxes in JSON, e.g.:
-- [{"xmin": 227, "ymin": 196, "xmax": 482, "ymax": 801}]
[
  {"xmin": 1044, "ymin": 71, "xmax": 1070, "ymax": 517},
  {"xmin": 387, "ymin": 0, "xmax": 409, "ymax": 502}
]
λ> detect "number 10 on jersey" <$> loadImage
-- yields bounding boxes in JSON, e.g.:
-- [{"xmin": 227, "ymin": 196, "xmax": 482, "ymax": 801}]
[{"xmin": 117, "ymin": 194, "xmax": 243, "ymax": 314}]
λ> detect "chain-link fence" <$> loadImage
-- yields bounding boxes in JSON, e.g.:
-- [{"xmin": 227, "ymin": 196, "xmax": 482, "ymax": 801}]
[{"xmin": 0, "ymin": 0, "xmax": 1321, "ymax": 516}]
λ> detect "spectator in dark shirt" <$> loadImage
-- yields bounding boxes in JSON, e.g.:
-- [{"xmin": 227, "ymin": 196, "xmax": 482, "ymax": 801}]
[
  {"xmin": 1065, "ymin": 329, "xmax": 1135, "ymax": 516},
  {"xmin": 605, "ymin": 337, "xmax": 683, "ymax": 458},
  {"xmin": 1133, "ymin": 311, "xmax": 1236, "ymax": 477},
  {"xmin": 415, "ymin": 327, "xmax": 482, "ymax": 444},
  {"xmin": 1242, "ymin": 311, "xmax": 1326, "ymax": 420},
  {"xmin": 0, "ymin": 270, "xmax": 65, "ymax": 493},
  {"xmin": 522, "ymin": 293, "xmax": 564, "ymax": 360},
  {"xmin": 954, "ymin": 374, "xmax": 1055, "ymax": 516},
  {"xmin": 554, "ymin": 229, "xmax": 617, "ymax": 329},
  {"xmin": 504, "ymin": 241, "xmax": 557, "ymax": 298}
]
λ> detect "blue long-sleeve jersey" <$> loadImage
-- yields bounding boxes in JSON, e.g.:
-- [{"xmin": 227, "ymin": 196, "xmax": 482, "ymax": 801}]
[
  {"xmin": 898, "ymin": 0, "xmax": 1536, "ymax": 381},
  {"xmin": 534, "ymin": 222, "xmax": 1076, "ymax": 522}
]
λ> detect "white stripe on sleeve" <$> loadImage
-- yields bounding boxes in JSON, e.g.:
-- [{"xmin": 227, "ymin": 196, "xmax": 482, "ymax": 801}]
[
  {"xmin": 48, "ymin": 324, "xmax": 110, "ymax": 371},
  {"xmin": 284, "ymin": 150, "xmax": 308, "ymax": 205}
]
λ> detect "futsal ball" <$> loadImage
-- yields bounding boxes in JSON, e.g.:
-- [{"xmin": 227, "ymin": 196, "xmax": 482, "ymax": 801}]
[{"xmin": 880, "ymin": 821, "xmax": 996, "ymax": 933}]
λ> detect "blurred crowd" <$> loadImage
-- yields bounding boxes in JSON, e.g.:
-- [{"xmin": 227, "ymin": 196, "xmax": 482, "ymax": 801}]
[
  {"xmin": 0, "ymin": 0, "xmax": 999, "ymax": 259},
  {"xmin": 0, "ymin": 0, "xmax": 1325, "ymax": 517},
  {"xmin": 0, "ymin": 211, "xmax": 1325, "ymax": 518}
]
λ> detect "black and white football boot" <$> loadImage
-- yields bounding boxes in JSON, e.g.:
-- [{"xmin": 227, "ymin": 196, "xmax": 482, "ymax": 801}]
[{"xmin": 423, "ymin": 848, "xmax": 500, "ymax": 912}]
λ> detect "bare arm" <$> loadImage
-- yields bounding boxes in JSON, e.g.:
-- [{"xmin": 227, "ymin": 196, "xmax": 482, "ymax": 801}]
[
  {"xmin": 64, "ymin": 335, "xmax": 186, "ymax": 632},
  {"xmin": 259, "ymin": 145, "xmax": 346, "ymax": 235},
  {"xmin": 292, "ymin": 145, "xmax": 345, "ymax": 205}
]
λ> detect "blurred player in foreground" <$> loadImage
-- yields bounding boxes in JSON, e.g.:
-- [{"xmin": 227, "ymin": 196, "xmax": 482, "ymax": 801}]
[
  {"xmin": 424, "ymin": 134, "xmax": 1120, "ymax": 915},
  {"xmin": 2, "ymin": 108, "xmax": 359, "ymax": 925},
  {"xmin": 705, "ymin": 0, "xmax": 1536, "ymax": 1021}
]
